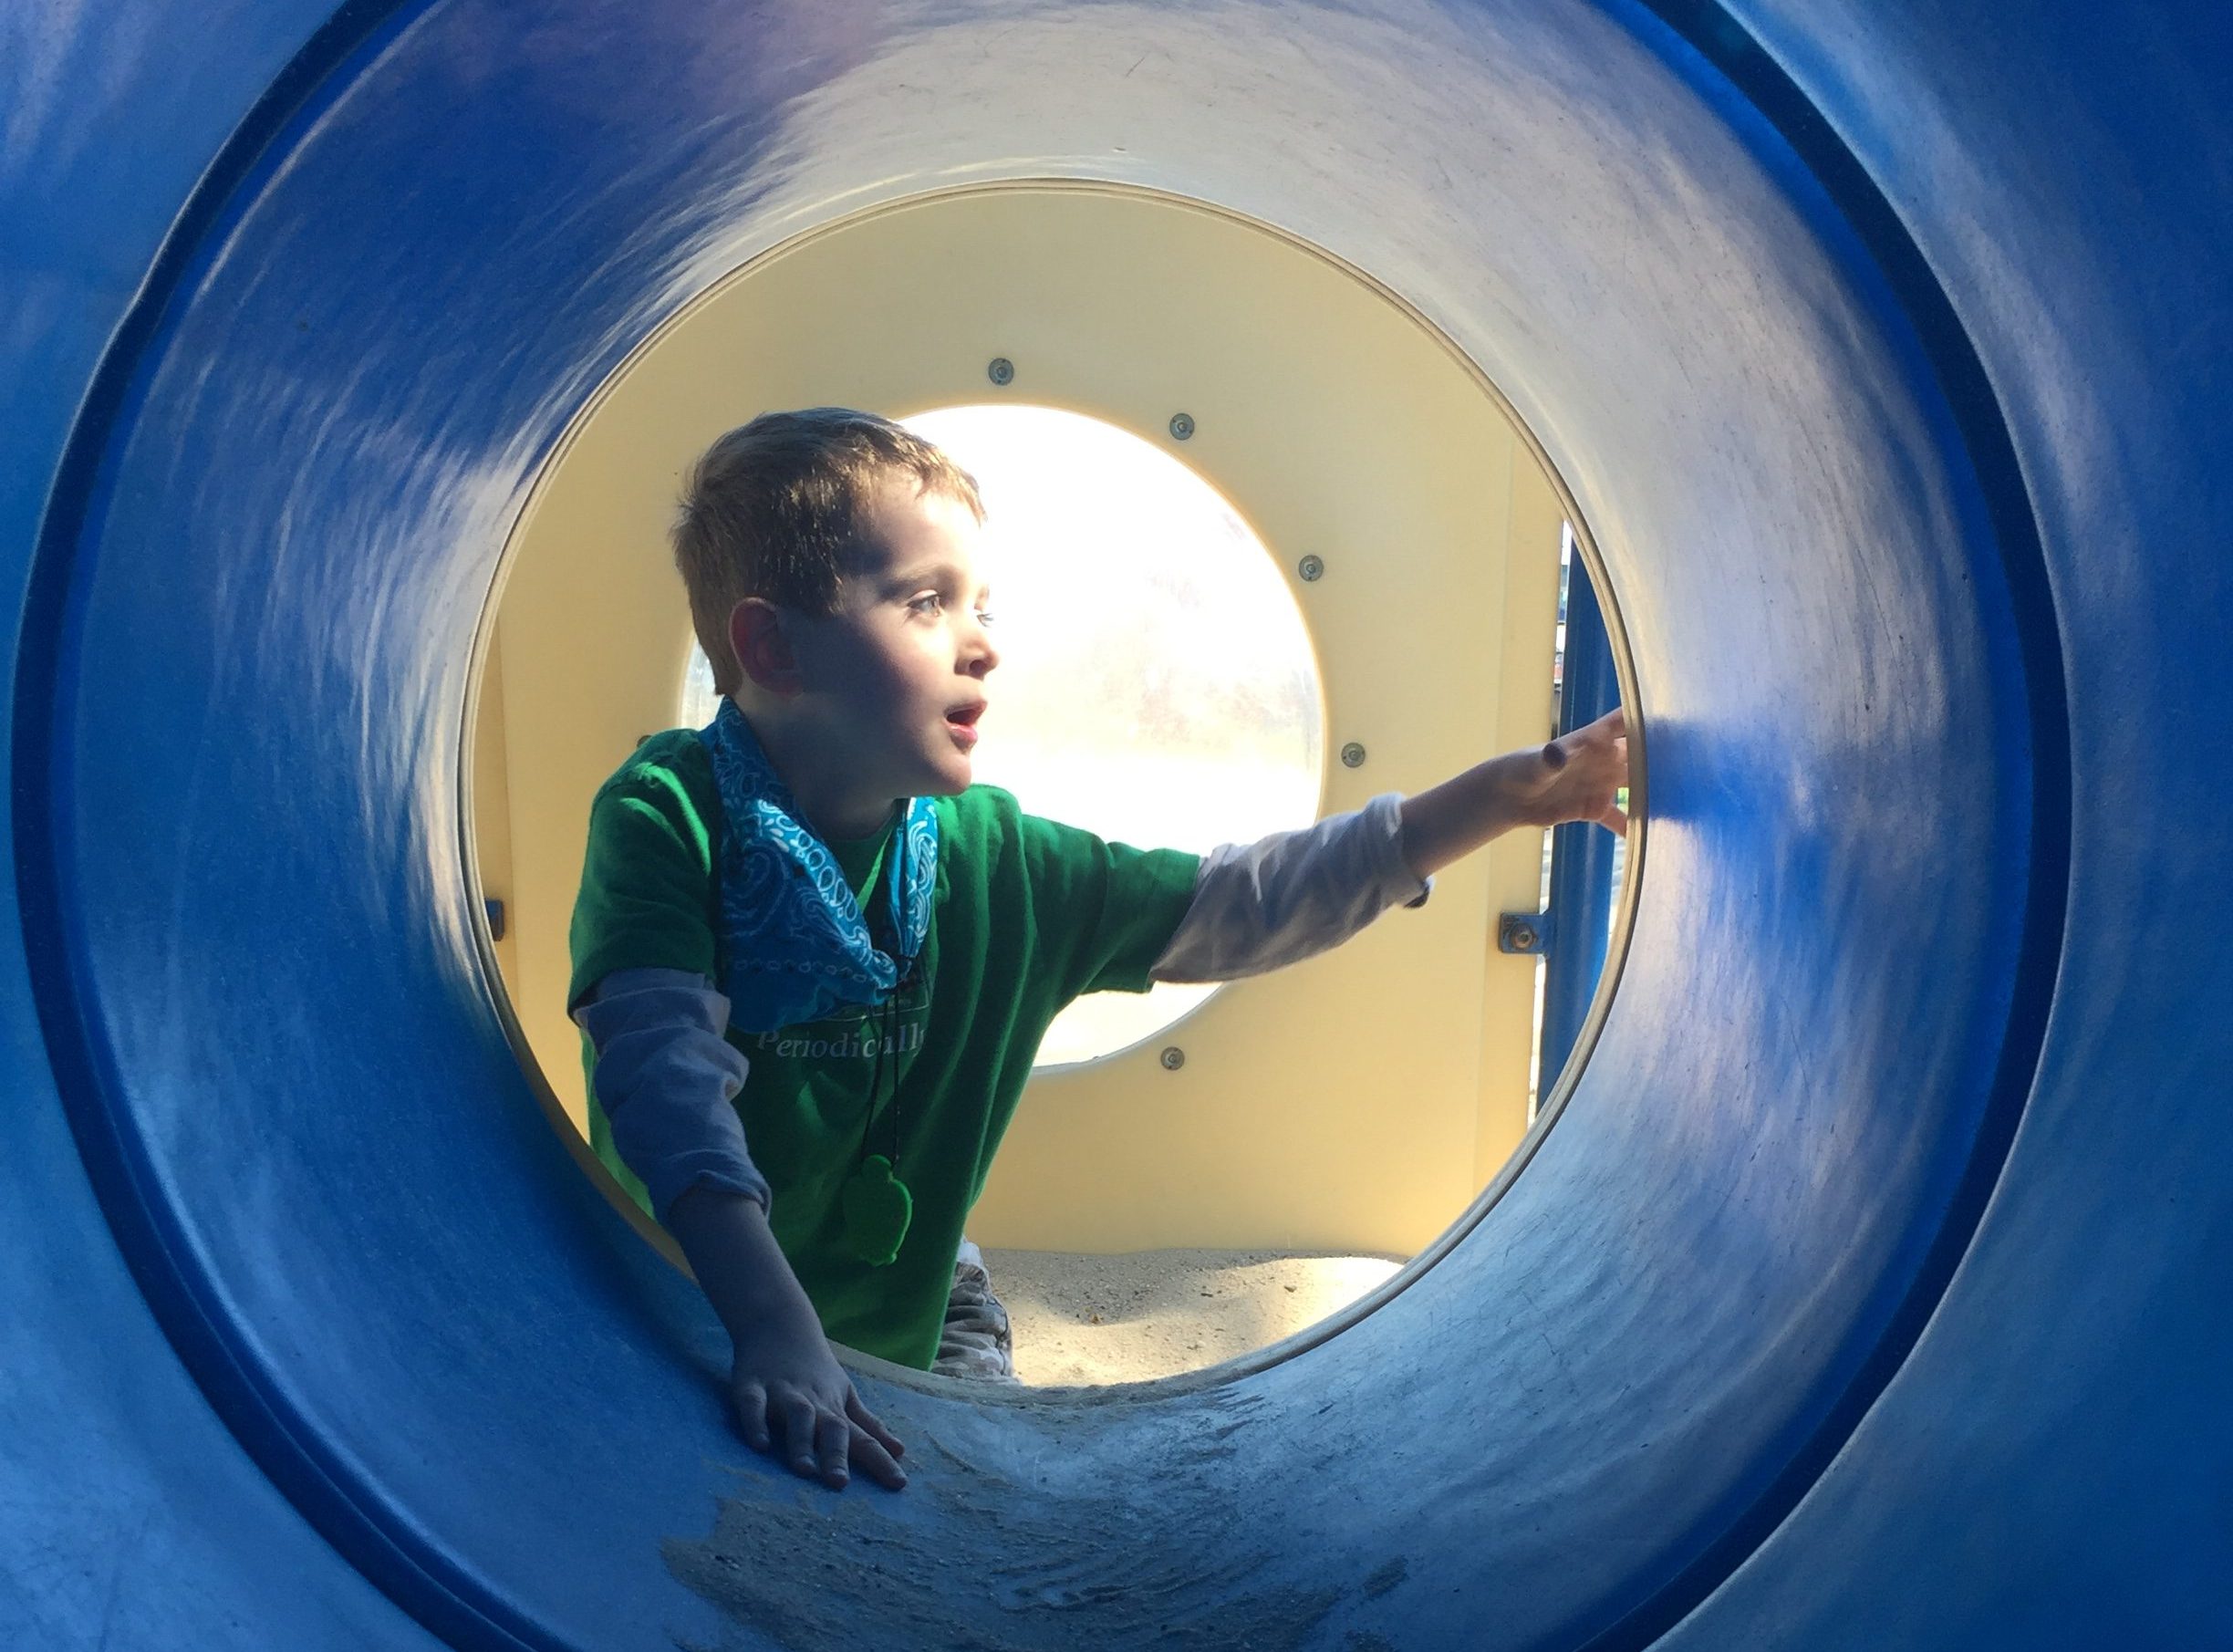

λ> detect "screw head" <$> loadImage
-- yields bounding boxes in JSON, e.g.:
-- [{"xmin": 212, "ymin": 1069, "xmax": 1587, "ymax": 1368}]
[
  {"xmin": 1340, "ymin": 742, "xmax": 1367, "ymax": 769},
  {"xmin": 1509, "ymin": 921, "xmax": 1539, "ymax": 951},
  {"xmin": 1168, "ymin": 412, "xmax": 1195, "ymax": 442},
  {"xmin": 1297, "ymin": 555, "xmax": 1325, "ymax": 582},
  {"xmin": 1159, "ymin": 1045, "xmax": 1187, "ymax": 1071},
  {"xmin": 987, "ymin": 357, "xmax": 1015, "ymax": 386}
]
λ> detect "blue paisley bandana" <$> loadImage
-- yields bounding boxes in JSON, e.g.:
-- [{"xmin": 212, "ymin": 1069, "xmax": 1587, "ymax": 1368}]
[{"xmin": 698, "ymin": 699, "xmax": 939, "ymax": 1034}]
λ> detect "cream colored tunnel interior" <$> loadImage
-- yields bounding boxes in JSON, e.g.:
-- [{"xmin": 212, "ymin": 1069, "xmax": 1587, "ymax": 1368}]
[{"xmin": 473, "ymin": 182, "xmax": 1580, "ymax": 1259}]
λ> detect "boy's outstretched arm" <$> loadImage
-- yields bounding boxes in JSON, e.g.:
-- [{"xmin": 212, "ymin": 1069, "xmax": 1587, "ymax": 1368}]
[
  {"xmin": 1147, "ymin": 706, "xmax": 1631, "ymax": 987},
  {"xmin": 1398, "ymin": 706, "xmax": 1628, "ymax": 880},
  {"xmin": 663, "ymin": 1187, "xmax": 908, "ymax": 1492}
]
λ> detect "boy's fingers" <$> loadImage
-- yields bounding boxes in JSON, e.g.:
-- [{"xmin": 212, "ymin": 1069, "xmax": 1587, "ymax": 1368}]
[
  {"xmin": 1602, "ymin": 802, "xmax": 1629, "ymax": 836},
  {"xmin": 732, "ymin": 1381, "xmax": 772, "ymax": 1453},
  {"xmin": 780, "ymin": 1395, "xmax": 819, "ymax": 1476},
  {"xmin": 848, "ymin": 1426, "xmax": 909, "ymax": 1491},
  {"xmin": 813, "ymin": 1412, "xmax": 852, "ymax": 1488},
  {"xmin": 846, "ymin": 1391, "xmax": 906, "ymax": 1458}
]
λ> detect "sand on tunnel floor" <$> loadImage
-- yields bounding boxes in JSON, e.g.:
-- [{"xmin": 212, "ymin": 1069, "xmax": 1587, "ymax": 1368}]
[{"xmin": 980, "ymin": 1248, "xmax": 1406, "ymax": 1387}]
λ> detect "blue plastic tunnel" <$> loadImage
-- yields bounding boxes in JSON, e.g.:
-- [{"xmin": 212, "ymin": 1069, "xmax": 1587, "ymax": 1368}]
[{"xmin": 5, "ymin": 4, "xmax": 2228, "ymax": 1648}]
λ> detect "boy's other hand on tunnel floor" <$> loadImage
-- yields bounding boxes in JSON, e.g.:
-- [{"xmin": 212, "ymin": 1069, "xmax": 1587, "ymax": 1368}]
[
  {"xmin": 666, "ymin": 1186, "xmax": 908, "ymax": 1491},
  {"xmin": 729, "ymin": 1322, "xmax": 909, "ymax": 1492}
]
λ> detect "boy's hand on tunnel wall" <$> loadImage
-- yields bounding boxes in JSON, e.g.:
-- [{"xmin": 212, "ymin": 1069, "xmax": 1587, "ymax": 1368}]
[
  {"xmin": 728, "ymin": 1323, "xmax": 909, "ymax": 1493},
  {"xmin": 1397, "ymin": 705, "xmax": 1631, "ymax": 880},
  {"xmin": 1528, "ymin": 705, "xmax": 1629, "ymax": 835},
  {"xmin": 666, "ymin": 1187, "xmax": 908, "ymax": 1491}
]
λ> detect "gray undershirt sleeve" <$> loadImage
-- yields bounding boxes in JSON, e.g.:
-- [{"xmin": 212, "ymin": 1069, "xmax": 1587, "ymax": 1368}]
[
  {"xmin": 1149, "ymin": 793, "xmax": 1433, "ymax": 984},
  {"xmin": 571, "ymin": 968, "xmax": 772, "ymax": 1223}
]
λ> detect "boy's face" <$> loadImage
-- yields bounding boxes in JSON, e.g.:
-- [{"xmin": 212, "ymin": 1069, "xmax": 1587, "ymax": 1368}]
[{"xmin": 779, "ymin": 472, "xmax": 998, "ymax": 805}]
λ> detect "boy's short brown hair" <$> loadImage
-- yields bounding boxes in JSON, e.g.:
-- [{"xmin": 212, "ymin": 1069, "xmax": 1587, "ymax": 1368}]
[{"xmin": 674, "ymin": 407, "xmax": 985, "ymax": 695}]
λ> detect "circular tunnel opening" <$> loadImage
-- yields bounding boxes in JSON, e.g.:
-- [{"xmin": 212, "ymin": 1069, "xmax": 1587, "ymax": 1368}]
[{"xmin": 466, "ymin": 183, "xmax": 1640, "ymax": 1389}]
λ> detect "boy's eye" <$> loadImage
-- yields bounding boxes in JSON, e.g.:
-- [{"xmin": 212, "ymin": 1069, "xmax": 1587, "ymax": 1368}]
[{"xmin": 903, "ymin": 593, "xmax": 992, "ymax": 624}]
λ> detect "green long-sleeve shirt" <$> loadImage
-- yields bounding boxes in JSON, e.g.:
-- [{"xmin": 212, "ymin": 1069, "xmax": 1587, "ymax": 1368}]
[{"xmin": 567, "ymin": 731, "xmax": 1200, "ymax": 1368}]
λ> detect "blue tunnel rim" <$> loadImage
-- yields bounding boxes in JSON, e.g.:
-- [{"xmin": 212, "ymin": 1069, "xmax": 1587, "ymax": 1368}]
[
  {"xmin": 11, "ymin": 10, "xmax": 566, "ymax": 1651},
  {"xmin": 1584, "ymin": 5, "xmax": 2075, "ymax": 1646},
  {"xmin": 7, "ymin": 5, "xmax": 2073, "ymax": 1652}
]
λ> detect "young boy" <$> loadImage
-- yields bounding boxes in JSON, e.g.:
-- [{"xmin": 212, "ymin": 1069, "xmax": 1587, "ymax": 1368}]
[{"xmin": 567, "ymin": 408, "xmax": 1627, "ymax": 1496}]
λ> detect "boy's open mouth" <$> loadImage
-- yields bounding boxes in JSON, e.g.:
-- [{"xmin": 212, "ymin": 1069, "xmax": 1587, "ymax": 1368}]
[{"xmin": 945, "ymin": 700, "xmax": 985, "ymax": 749}]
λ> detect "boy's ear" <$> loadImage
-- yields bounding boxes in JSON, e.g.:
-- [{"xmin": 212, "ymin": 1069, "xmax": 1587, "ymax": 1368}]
[{"xmin": 729, "ymin": 597, "xmax": 803, "ymax": 699}]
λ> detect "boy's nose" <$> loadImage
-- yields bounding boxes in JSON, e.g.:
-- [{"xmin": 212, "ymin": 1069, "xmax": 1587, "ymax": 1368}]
[{"xmin": 964, "ymin": 631, "xmax": 999, "ymax": 678}]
